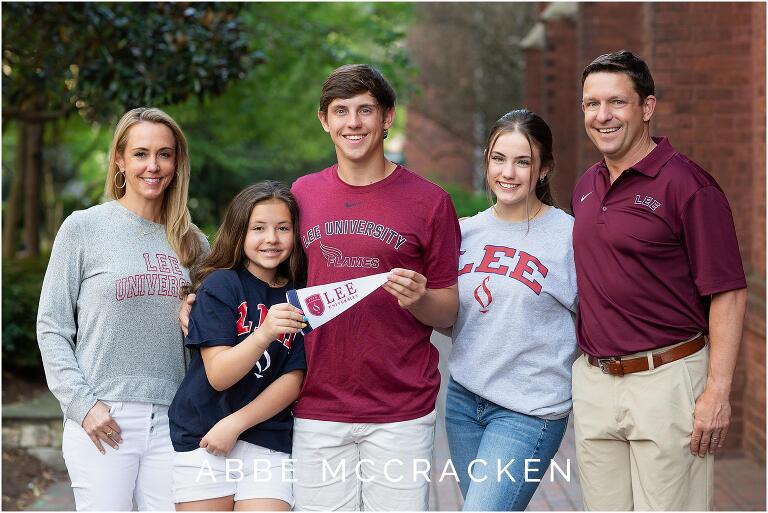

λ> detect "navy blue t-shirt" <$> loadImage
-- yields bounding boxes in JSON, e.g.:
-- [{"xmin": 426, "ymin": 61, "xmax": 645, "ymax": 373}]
[{"xmin": 169, "ymin": 268, "xmax": 306, "ymax": 453}]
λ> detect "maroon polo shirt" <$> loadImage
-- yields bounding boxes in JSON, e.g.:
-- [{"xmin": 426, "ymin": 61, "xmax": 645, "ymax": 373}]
[{"xmin": 571, "ymin": 137, "xmax": 746, "ymax": 357}]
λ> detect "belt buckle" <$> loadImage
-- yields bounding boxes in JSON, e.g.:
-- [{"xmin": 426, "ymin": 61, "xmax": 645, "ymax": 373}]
[{"xmin": 598, "ymin": 357, "xmax": 619, "ymax": 374}]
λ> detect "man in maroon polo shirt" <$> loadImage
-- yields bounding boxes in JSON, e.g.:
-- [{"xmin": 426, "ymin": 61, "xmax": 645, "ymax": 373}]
[{"xmin": 571, "ymin": 50, "xmax": 747, "ymax": 510}]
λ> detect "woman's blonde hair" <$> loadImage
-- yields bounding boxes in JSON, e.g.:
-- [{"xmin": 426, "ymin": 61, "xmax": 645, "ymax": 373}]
[{"xmin": 104, "ymin": 107, "xmax": 206, "ymax": 268}]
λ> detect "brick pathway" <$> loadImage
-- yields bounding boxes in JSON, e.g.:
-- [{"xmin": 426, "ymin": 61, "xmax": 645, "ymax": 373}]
[{"xmin": 26, "ymin": 332, "xmax": 766, "ymax": 511}]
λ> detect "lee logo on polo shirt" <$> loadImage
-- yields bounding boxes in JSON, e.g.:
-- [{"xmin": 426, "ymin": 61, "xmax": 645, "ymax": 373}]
[{"xmin": 634, "ymin": 194, "xmax": 662, "ymax": 211}]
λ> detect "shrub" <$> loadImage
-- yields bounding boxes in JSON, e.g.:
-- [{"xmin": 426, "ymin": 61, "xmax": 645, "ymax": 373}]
[
  {"xmin": 440, "ymin": 182, "xmax": 490, "ymax": 219},
  {"xmin": 2, "ymin": 255, "xmax": 49, "ymax": 377}
]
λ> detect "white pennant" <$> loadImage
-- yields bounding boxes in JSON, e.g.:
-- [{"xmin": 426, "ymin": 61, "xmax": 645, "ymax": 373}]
[{"xmin": 286, "ymin": 272, "xmax": 389, "ymax": 334}]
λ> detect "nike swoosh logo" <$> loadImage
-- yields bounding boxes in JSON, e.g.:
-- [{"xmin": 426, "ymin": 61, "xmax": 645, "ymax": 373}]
[
  {"xmin": 580, "ymin": 192, "xmax": 593, "ymax": 202},
  {"xmin": 344, "ymin": 202, "xmax": 361, "ymax": 208}
]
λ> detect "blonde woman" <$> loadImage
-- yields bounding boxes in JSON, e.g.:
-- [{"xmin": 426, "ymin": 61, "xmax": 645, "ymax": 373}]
[{"xmin": 37, "ymin": 108, "xmax": 207, "ymax": 510}]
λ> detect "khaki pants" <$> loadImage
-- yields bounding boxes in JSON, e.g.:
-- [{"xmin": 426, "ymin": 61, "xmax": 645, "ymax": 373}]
[{"xmin": 572, "ymin": 343, "xmax": 713, "ymax": 511}]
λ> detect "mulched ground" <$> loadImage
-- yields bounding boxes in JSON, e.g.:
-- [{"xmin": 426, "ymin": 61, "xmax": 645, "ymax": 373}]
[
  {"xmin": 2, "ymin": 369, "xmax": 66, "ymax": 511},
  {"xmin": 2, "ymin": 448, "xmax": 65, "ymax": 511}
]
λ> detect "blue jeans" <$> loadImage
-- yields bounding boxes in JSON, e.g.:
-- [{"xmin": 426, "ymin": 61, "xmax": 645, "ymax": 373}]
[{"xmin": 445, "ymin": 378, "xmax": 568, "ymax": 511}]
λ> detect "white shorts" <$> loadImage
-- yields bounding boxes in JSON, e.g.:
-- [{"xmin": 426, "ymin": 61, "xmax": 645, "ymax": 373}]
[
  {"xmin": 173, "ymin": 440, "xmax": 294, "ymax": 506},
  {"xmin": 292, "ymin": 410, "xmax": 437, "ymax": 511}
]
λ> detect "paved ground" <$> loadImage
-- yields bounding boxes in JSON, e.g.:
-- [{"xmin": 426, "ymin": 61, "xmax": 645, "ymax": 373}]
[{"xmin": 25, "ymin": 332, "xmax": 766, "ymax": 511}]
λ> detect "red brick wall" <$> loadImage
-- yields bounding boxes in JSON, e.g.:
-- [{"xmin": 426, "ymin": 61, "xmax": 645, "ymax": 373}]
[
  {"xmin": 525, "ymin": 49, "xmax": 545, "ymax": 121},
  {"xmin": 744, "ymin": 1, "xmax": 766, "ymax": 464},
  {"xmin": 404, "ymin": 109, "xmax": 474, "ymax": 187},
  {"xmin": 539, "ymin": 18, "xmax": 579, "ymax": 208},
  {"xmin": 403, "ymin": 6, "xmax": 476, "ymax": 187}
]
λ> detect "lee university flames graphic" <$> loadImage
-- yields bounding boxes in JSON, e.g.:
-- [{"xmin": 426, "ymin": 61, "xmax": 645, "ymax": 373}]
[
  {"xmin": 286, "ymin": 272, "xmax": 389, "ymax": 334},
  {"xmin": 474, "ymin": 276, "xmax": 493, "ymax": 313}
]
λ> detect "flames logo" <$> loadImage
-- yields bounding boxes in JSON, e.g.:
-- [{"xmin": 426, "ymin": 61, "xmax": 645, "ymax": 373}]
[
  {"xmin": 319, "ymin": 241, "xmax": 379, "ymax": 268},
  {"xmin": 320, "ymin": 242, "xmax": 344, "ymax": 266},
  {"xmin": 473, "ymin": 276, "xmax": 493, "ymax": 313},
  {"xmin": 306, "ymin": 293, "xmax": 325, "ymax": 316}
]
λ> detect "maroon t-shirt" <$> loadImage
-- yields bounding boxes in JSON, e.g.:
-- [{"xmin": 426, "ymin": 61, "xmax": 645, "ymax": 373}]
[
  {"xmin": 572, "ymin": 137, "xmax": 746, "ymax": 357},
  {"xmin": 291, "ymin": 164, "xmax": 460, "ymax": 422}
]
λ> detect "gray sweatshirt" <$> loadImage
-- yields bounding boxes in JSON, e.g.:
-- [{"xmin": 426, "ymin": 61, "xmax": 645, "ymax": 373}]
[
  {"xmin": 448, "ymin": 206, "xmax": 578, "ymax": 419},
  {"xmin": 37, "ymin": 201, "xmax": 200, "ymax": 425}
]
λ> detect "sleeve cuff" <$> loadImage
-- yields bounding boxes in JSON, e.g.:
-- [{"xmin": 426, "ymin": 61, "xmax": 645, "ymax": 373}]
[
  {"xmin": 67, "ymin": 395, "xmax": 99, "ymax": 426},
  {"xmin": 697, "ymin": 279, "xmax": 748, "ymax": 297},
  {"xmin": 281, "ymin": 361, "xmax": 307, "ymax": 374}
]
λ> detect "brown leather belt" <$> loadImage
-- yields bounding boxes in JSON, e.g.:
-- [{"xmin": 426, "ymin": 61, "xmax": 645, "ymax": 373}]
[{"xmin": 587, "ymin": 335, "xmax": 706, "ymax": 376}]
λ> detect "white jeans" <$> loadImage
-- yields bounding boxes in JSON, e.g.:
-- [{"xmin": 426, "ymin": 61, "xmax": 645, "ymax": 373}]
[
  {"xmin": 292, "ymin": 411, "xmax": 436, "ymax": 511},
  {"xmin": 62, "ymin": 401, "xmax": 174, "ymax": 511}
]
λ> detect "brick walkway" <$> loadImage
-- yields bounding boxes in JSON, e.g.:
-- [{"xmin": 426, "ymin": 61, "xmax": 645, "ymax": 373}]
[{"xmin": 26, "ymin": 332, "xmax": 766, "ymax": 511}]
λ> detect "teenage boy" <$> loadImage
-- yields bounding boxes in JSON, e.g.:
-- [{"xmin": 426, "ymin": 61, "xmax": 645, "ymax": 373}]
[
  {"xmin": 571, "ymin": 50, "xmax": 747, "ymax": 510},
  {"xmin": 289, "ymin": 64, "xmax": 459, "ymax": 511}
]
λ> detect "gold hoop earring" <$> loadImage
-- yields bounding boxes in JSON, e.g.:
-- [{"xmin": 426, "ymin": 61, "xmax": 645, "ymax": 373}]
[{"xmin": 114, "ymin": 170, "xmax": 126, "ymax": 189}]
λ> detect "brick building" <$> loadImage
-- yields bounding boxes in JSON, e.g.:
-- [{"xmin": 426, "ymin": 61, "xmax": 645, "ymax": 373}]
[{"xmin": 405, "ymin": 2, "xmax": 765, "ymax": 464}]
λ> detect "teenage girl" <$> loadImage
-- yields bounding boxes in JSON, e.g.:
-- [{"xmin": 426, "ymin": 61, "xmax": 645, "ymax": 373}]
[
  {"xmin": 445, "ymin": 110, "xmax": 578, "ymax": 511},
  {"xmin": 169, "ymin": 181, "xmax": 308, "ymax": 511}
]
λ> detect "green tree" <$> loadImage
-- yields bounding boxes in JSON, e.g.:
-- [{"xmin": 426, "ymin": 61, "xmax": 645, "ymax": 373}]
[
  {"xmin": 2, "ymin": 2, "xmax": 256, "ymax": 257},
  {"xmin": 167, "ymin": 3, "xmax": 415, "ymax": 227}
]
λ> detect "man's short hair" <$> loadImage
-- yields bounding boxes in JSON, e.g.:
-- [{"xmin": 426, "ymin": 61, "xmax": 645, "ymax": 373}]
[
  {"xmin": 582, "ymin": 50, "xmax": 655, "ymax": 101},
  {"xmin": 319, "ymin": 64, "xmax": 396, "ymax": 115}
]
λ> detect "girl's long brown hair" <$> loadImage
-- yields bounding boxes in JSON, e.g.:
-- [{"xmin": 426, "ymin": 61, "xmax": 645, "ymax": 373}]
[{"xmin": 186, "ymin": 181, "xmax": 306, "ymax": 292}]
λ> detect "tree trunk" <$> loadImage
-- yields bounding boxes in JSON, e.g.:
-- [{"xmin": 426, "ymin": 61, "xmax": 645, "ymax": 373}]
[
  {"xmin": 2, "ymin": 123, "xmax": 25, "ymax": 259},
  {"xmin": 22, "ymin": 119, "xmax": 44, "ymax": 256},
  {"xmin": 43, "ymin": 121, "xmax": 62, "ymax": 248}
]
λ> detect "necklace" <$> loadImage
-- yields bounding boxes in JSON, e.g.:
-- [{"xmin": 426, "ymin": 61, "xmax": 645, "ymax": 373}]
[{"xmin": 492, "ymin": 202, "xmax": 547, "ymax": 223}]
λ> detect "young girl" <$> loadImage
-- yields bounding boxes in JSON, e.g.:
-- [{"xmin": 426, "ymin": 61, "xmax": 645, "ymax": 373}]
[
  {"xmin": 169, "ymin": 181, "xmax": 307, "ymax": 511},
  {"xmin": 445, "ymin": 109, "xmax": 578, "ymax": 511}
]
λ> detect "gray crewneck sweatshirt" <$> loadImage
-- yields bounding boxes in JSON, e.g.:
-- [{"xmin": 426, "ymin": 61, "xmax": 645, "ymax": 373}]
[
  {"xmin": 449, "ymin": 206, "xmax": 578, "ymax": 419},
  {"xmin": 37, "ymin": 201, "xmax": 203, "ymax": 425}
]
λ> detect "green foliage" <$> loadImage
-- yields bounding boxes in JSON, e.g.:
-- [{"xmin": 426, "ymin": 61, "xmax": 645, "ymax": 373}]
[
  {"xmin": 2, "ymin": 256, "xmax": 49, "ymax": 374},
  {"xmin": 3, "ymin": 2, "xmax": 416, "ymax": 237},
  {"xmin": 48, "ymin": 116, "xmax": 115, "ymax": 210},
  {"xmin": 3, "ymin": 3, "xmax": 257, "ymax": 122},
  {"xmin": 167, "ymin": 2, "xmax": 416, "ymax": 225},
  {"xmin": 440, "ymin": 182, "xmax": 491, "ymax": 219}
]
